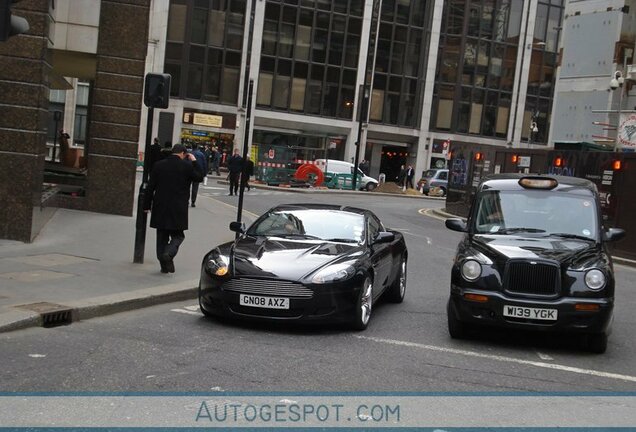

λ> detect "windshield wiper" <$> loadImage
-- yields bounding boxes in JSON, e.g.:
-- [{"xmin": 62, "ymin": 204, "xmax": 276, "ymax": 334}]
[
  {"xmin": 548, "ymin": 232, "xmax": 595, "ymax": 241},
  {"xmin": 324, "ymin": 238, "xmax": 358, "ymax": 243},
  {"xmin": 274, "ymin": 233, "xmax": 322, "ymax": 240},
  {"xmin": 496, "ymin": 227, "xmax": 546, "ymax": 234}
]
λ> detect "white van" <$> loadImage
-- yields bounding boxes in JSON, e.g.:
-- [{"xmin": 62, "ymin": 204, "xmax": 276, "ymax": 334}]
[{"xmin": 315, "ymin": 159, "xmax": 379, "ymax": 191}]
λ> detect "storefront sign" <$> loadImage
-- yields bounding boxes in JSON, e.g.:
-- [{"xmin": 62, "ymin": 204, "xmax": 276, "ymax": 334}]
[
  {"xmin": 618, "ymin": 113, "xmax": 636, "ymax": 149},
  {"xmin": 518, "ymin": 156, "xmax": 531, "ymax": 168},
  {"xmin": 193, "ymin": 113, "xmax": 223, "ymax": 128}
]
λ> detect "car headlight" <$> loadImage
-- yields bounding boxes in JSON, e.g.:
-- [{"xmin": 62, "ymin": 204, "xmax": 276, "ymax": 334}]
[
  {"xmin": 311, "ymin": 263, "xmax": 356, "ymax": 284},
  {"xmin": 205, "ymin": 253, "xmax": 229, "ymax": 276},
  {"xmin": 461, "ymin": 259, "xmax": 482, "ymax": 281},
  {"xmin": 585, "ymin": 269, "xmax": 606, "ymax": 290}
]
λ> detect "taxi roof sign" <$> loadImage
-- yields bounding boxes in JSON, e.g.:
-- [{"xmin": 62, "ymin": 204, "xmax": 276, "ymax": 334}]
[{"xmin": 518, "ymin": 177, "xmax": 558, "ymax": 190}]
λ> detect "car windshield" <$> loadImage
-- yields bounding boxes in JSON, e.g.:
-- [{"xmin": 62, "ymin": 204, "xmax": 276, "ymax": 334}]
[
  {"xmin": 473, "ymin": 190, "xmax": 598, "ymax": 239},
  {"xmin": 247, "ymin": 209, "xmax": 365, "ymax": 243},
  {"xmin": 423, "ymin": 169, "xmax": 438, "ymax": 178}
]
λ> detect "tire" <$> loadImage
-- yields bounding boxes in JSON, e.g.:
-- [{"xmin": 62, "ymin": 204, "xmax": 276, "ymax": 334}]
[
  {"xmin": 440, "ymin": 187, "xmax": 447, "ymax": 197},
  {"xmin": 352, "ymin": 277, "xmax": 373, "ymax": 331},
  {"xmin": 586, "ymin": 332, "xmax": 608, "ymax": 354},
  {"xmin": 386, "ymin": 255, "xmax": 407, "ymax": 303},
  {"xmin": 366, "ymin": 182, "xmax": 377, "ymax": 191},
  {"xmin": 447, "ymin": 299, "xmax": 467, "ymax": 339}
]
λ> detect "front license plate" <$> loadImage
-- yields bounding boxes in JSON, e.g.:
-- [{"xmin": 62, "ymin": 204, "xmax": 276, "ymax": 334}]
[
  {"xmin": 503, "ymin": 305, "xmax": 558, "ymax": 321},
  {"xmin": 239, "ymin": 294, "xmax": 290, "ymax": 310}
]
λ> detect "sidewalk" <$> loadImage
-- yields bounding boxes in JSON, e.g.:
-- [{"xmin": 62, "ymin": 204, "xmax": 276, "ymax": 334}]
[
  {"xmin": 0, "ymin": 176, "xmax": 249, "ymax": 333},
  {"xmin": 0, "ymin": 175, "xmax": 443, "ymax": 334}
]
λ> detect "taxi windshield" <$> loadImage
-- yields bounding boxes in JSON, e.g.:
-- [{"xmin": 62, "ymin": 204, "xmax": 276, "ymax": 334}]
[{"xmin": 473, "ymin": 190, "xmax": 598, "ymax": 240}]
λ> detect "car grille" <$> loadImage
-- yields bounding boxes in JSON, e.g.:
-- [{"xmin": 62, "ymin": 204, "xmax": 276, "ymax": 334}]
[
  {"xmin": 504, "ymin": 261, "xmax": 560, "ymax": 296},
  {"xmin": 222, "ymin": 278, "xmax": 313, "ymax": 298}
]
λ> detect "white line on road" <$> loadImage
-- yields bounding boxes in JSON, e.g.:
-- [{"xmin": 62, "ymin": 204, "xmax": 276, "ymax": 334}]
[
  {"xmin": 355, "ymin": 335, "xmax": 636, "ymax": 383},
  {"xmin": 536, "ymin": 351, "xmax": 554, "ymax": 361},
  {"xmin": 170, "ymin": 309, "xmax": 201, "ymax": 316},
  {"xmin": 184, "ymin": 305, "xmax": 200, "ymax": 311}
]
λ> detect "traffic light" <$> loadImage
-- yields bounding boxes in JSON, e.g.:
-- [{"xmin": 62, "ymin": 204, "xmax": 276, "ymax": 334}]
[
  {"xmin": 0, "ymin": 0, "xmax": 29, "ymax": 42},
  {"xmin": 143, "ymin": 73, "xmax": 171, "ymax": 109}
]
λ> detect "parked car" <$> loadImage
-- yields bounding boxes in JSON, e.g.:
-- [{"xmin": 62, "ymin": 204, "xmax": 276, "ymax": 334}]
[
  {"xmin": 199, "ymin": 204, "xmax": 408, "ymax": 330},
  {"xmin": 418, "ymin": 169, "xmax": 448, "ymax": 196},
  {"xmin": 445, "ymin": 174, "xmax": 625, "ymax": 353},
  {"xmin": 315, "ymin": 159, "xmax": 379, "ymax": 191}
]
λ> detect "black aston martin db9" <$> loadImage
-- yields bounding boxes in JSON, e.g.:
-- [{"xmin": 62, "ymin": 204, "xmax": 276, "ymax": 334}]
[{"xmin": 199, "ymin": 204, "xmax": 408, "ymax": 329}]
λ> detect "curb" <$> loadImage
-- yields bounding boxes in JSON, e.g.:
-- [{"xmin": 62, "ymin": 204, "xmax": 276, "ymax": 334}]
[
  {"xmin": 0, "ymin": 280, "xmax": 199, "ymax": 334},
  {"xmin": 214, "ymin": 179, "xmax": 445, "ymax": 200}
]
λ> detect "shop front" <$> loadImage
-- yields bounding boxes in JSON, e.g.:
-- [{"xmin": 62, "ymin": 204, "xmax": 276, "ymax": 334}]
[{"xmin": 180, "ymin": 109, "xmax": 237, "ymax": 166}]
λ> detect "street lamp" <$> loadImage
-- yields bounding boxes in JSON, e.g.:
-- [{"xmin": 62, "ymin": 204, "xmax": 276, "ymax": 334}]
[{"xmin": 610, "ymin": 47, "xmax": 633, "ymax": 152}]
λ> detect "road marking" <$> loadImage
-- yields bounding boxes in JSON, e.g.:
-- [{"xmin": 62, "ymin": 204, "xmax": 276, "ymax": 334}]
[
  {"xmin": 184, "ymin": 305, "xmax": 200, "ymax": 311},
  {"xmin": 170, "ymin": 309, "xmax": 200, "ymax": 316},
  {"xmin": 28, "ymin": 354, "xmax": 46, "ymax": 358},
  {"xmin": 202, "ymin": 196, "xmax": 259, "ymax": 218},
  {"xmin": 418, "ymin": 208, "xmax": 447, "ymax": 221},
  {"xmin": 536, "ymin": 351, "xmax": 554, "ymax": 361},
  {"xmin": 355, "ymin": 335, "xmax": 636, "ymax": 383}
]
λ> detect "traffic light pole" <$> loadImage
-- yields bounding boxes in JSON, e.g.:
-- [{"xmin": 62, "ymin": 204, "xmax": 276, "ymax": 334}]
[{"xmin": 133, "ymin": 106, "xmax": 154, "ymax": 263}]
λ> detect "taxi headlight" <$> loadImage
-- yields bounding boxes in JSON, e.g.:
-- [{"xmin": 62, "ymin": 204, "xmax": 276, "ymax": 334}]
[
  {"xmin": 461, "ymin": 260, "xmax": 482, "ymax": 281},
  {"xmin": 312, "ymin": 263, "xmax": 355, "ymax": 284},
  {"xmin": 205, "ymin": 253, "xmax": 229, "ymax": 276},
  {"xmin": 585, "ymin": 269, "xmax": 606, "ymax": 290}
]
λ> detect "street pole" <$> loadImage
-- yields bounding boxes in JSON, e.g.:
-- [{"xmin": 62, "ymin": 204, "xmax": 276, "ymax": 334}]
[
  {"xmin": 236, "ymin": 80, "xmax": 253, "ymax": 239},
  {"xmin": 52, "ymin": 111, "xmax": 61, "ymax": 162},
  {"xmin": 615, "ymin": 53, "xmax": 629, "ymax": 153},
  {"xmin": 133, "ymin": 106, "xmax": 154, "ymax": 263}
]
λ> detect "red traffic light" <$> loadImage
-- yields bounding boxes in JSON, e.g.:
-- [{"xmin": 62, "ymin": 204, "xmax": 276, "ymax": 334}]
[
  {"xmin": 474, "ymin": 152, "xmax": 483, "ymax": 161},
  {"xmin": 511, "ymin": 154, "xmax": 518, "ymax": 163},
  {"xmin": 613, "ymin": 160, "xmax": 622, "ymax": 170},
  {"xmin": 554, "ymin": 157, "xmax": 563, "ymax": 167}
]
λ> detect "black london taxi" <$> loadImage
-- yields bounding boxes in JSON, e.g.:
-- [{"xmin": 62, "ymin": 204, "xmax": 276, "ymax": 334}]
[{"xmin": 445, "ymin": 174, "xmax": 625, "ymax": 353}]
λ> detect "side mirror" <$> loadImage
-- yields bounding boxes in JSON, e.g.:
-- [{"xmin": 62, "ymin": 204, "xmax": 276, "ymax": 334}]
[
  {"xmin": 445, "ymin": 218, "xmax": 467, "ymax": 233},
  {"xmin": 374, "ymin": 231, "xmax": 395, "ymax": 244},
  {"xmin": 603, "ymin": 227, "xmax": 626, "ymax": 242},
  {"xmin": 229, "ymin": 221, "xmax": 245, "ymax": 234}
]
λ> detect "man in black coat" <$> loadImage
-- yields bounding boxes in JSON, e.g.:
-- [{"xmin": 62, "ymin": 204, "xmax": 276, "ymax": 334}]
[
  {"xmin": 227, "ymin": 148, "xmax": 243, "ymax": 196},
  {"xmin": 143, "ymin": 143, "xmax": 203, "ymax": 273}
]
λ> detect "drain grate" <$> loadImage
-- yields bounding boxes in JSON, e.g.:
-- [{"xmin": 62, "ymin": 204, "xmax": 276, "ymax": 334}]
[{"xmin": 15, "ymin": 302, "xmax": 74, "ymax": 328}]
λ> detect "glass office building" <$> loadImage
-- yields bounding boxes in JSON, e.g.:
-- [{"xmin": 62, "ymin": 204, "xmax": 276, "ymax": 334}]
[{"xmin": 144, "ymin": 0, "xmax": 564, "ymax": 181}]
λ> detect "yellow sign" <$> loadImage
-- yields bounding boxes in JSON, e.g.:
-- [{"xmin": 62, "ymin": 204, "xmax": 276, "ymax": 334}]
[{"xmin": 193, "ymin": 113, "xmax": 223, "ymax": 128}]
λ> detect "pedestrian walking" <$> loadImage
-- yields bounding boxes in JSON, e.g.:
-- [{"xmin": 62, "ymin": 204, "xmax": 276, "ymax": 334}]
[
  {"xmin": 244, "ymin": 157, "xmax": 254, "ymax": 191},
  {"xmin": 210, "ymin": 146, "xmax": 221, "ymax": 176},
  {"xmin": 405, "ymin": 165, "xmax": 415, "ymax": 189},
  {"xmin": 189, "ymin": 144, "xmax": 208, "ymax": 207},
  {"xmin": 147, "ymin": 137, "xmax": 162, "ymax": 173},
  {"xmin": 227, "ymin": 148, "xmax": 243, "ymax": 196},
  {"xmin": 359, "ymin": 159, "xmax": 370, "ymax": 176},
  {"xmin": 143, "ymin": 143, "xmax": 203, "ymax": 273},
  {"xmin": 397, "ymin": 165, "xmax": 406, "ymax": 187}
]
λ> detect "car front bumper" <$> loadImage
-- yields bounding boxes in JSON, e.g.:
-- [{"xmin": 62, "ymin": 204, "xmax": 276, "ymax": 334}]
[
  {"xmin": 449, "ymin": 285, "xmax": 613, "ymax": 335},
  {"xmin": 199, "ymin": 272, "xmax": 362, "ymax": 324}
]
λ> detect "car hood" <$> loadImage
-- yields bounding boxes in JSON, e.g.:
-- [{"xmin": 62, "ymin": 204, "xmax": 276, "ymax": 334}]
[
  {"xmin": 474, "ymin": 234, "xmax": 597, "ymax": 264},
  {"xmin": 230, "ymin": 236, "xmax": 362, "ymax": 281}
]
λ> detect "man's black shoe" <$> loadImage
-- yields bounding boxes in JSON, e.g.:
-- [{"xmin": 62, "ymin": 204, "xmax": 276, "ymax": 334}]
[
  {"xmin": 228, "ymin": 193, "xmax": 233, "ymax": 196},
  {"xmin": 161, "ymin": 253, "xmax": 175, "ymax": 273},
  {"xmin": 191, "ymin": 202, "xmax": 196, "ymax": 207}
]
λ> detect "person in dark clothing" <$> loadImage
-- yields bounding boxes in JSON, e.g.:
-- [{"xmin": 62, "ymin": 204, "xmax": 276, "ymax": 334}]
[
  {"xmin": 189, "ymin": 144, "xmax": 208, "ymax": 207},
  {"xmin": 405, "ymin": 165, "xmax": 415, "ymax": 189},
  {"xmin": 160, "ymin": 141, "xmax": 173, "ymax": 160},
  {"xmin": 227, "ymin": 148, "xmax": 243, "ymax": 196},
  {"xmin": 244, "ymin": 158, "xmax": 255, "ymax": 191},
  {"xmin": 358, "ymin": 159, "xmax": 370, "ymax": 176},
  {"xmin": 143, "ymin": 143, "xmax": 203, "ymax": 273},
  {"xmin": 397, "ymin": 165, "xmax": 406, "ymax": 187},
  {"xmin": 148, "ymin": 138, "xmax": 162, "ymax": 173},
  {"xmin": 210, "ymin": 146, "xmax": 221, "ymax": 175}
]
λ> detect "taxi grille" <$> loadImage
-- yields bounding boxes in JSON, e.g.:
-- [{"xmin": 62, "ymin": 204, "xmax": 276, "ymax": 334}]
[
  {"xmin": 222, "ymin": 278, "xmax": 313, "ymax": 298},
  {"xmin": 504, "ymin": 262, "xmax": 560, "ymax": 296}
]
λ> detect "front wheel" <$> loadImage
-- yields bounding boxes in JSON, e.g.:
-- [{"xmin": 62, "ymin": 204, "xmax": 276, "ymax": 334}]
[
  {"xmin": 386, "ymin": 256, "xmax": 406, "ymax": 303},
  {"xmin": 447, "ymin": 299, "xmax": 467, "ymax": 339},
  {"xmin": 586, "ymin": 332, "xmax": 608, "ymax": 354},
  {"xmin": 352, "ymin": 277, "xmax": 373, "ymax": 331},
  {"xmin": 366, "ymin": 182, "xmax": 377, "ymax": 191}
]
